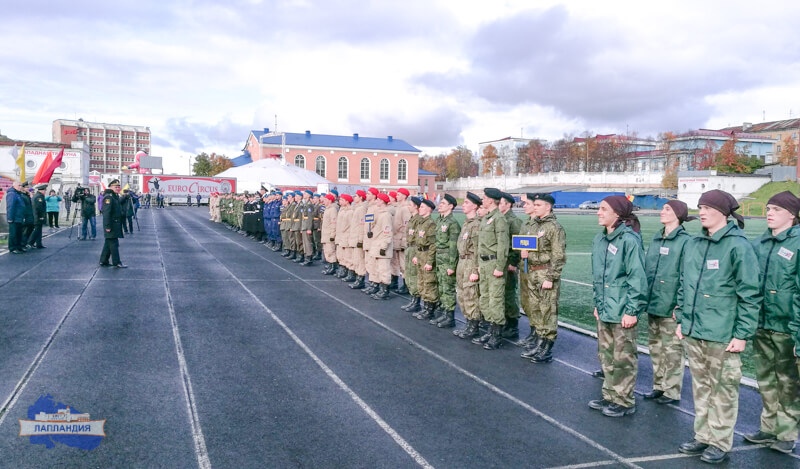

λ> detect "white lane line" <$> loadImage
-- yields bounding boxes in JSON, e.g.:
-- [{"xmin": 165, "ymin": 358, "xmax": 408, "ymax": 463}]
[
  {"xmin": 545, "ymin": 443, "xmax": 775, "ymax": 468},
  {"xmin": 152, "ymin": 214, "xmax": 212, "ymax": 469},
  {"xmin": 168, "ymin": 212, "xmax": 434, "ymax": 469},
  {"xmin": 562, "ymin": 278, "xmax": 592, "ymax": 287},
  {"xmin": 0, "ymin": 271, "xmax": 98, "ymax": 427}
]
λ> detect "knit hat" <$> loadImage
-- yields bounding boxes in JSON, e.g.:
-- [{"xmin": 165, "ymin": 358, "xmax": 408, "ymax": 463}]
[
  {"xmin": 603, "ymin": 195, "xmax": 641, "ymax": 233},
  {"xmin": 665, "ymin": 200, "xmax": 697, "ymax": 223},
  {"xmin": 697, "ymin": 189, "xmax": 745, "ymax": 229}
]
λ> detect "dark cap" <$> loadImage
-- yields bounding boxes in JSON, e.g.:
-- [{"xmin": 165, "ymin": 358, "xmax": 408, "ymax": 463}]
[
  {"xmin": 698, "ymin": 189, "xmax": 745, "ymax": 228},
  {"xmin": 484, "ymin": 187, "xmax": 502, "ymax": 200},
  {"xmin": 526, "ymin": 192, "xmax": 555, "ymax": 205},
  {"xmin": 603, "ymin": 195, "xmax": 641, "ymax": 233},
  {"xmin": 410, "ymin": 196, "xmax": 422, "ymax": 207},
  {"xmin": 36, "ymin": 184, "xmax": 48, "ymax": 191},
  {"xmin": 108, "ymin": 179, "xmax": 120, "ymax": 187},
  {"xmin": 500, "ymin": 192, "xmax": 515, "ymax": 205},
  {"xmin": 664, "ymin": 200, "xmax": 696, "ymax": 223},
  {"xmin": 21, "ymin": 181, "xmax": 29, "ymax": 187},
  {"xmin": 767, "ymin": 191, "xmax": 800, "ymax": 217},
  {"xmin": 465, "ymin": 191, "xmax": 482, "ymax": 206},
  {"xmin": 329, "ymin": 189, "xmax": 339, "ymax": 196},
  {"xmin": 443, "ymin": 194, "xmax": 457, "ymax": 207},
  {"xmin": 421, "ymin": 199, "xmax": 436, "ymax": 210}
]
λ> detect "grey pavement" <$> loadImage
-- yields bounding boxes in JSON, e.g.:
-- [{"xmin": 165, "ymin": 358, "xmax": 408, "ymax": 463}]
[{"xmin": 0, "ymin": 207, "xmax": 798, "ymax": 468}]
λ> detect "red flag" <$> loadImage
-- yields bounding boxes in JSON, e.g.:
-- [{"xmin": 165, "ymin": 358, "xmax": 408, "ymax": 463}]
[
  {"xmin": 38, "ymin": 148, "xmax": 65, "ymax": 183},
  {"xmin": 32, "ymin": 151, "xmax": 54, "ymax": 184}
]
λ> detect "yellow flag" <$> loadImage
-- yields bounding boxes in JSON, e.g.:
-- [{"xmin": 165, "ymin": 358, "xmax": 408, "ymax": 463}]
[
  {"xmin": 16, "ymin": 144, "xmax": 26, "ymax": 182},
  {"xmin": 123, "ymin": 183, "xmax": 130, "ymax": 191}
]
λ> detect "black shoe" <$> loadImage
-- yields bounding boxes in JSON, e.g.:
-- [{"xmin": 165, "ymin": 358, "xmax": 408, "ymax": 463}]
[
  {"xmin": 113, "ymin": 264, "xmax": 128, "ymax": 268},
  {"xmin": 428, "ymin": 306, "xmax": 445, "ymax": 325},
  {"xmin": 591, "ymin": 369, "xmax": 605, "ymax": 378},
  {"xmin": 499, "ymin": 317, "xmax": 519, "ymax": 340},
  {"xmin": 654, "ymin": 395, "xmax": 679, "ymax": 405},
  {"xmin": 517, "ymin": 327, "xmax": 539, "ymax": 347},
  {"xmin": 769, "ymin": 440, "xmax": 796, "ymax": 454},
  {"xmin": 602, "ymin": 403, "xmax": 635, "ymax": 417},
  {"xmin": 301, "ymin": 258, "xmax": 314, "ymax": 266},
  {"xmin": 699, "ymin": 446, "xmax": 728, "ymax": 464},
  {"xmin": 743, "ymin": 431, "xmax": 777, "ymax": 444},
  {"xmin": 588, "ymin": 399, "xmax": 611, "ymax": 410},
  {"xmin": 371, "ymin": 284, "xmax": 391, "ymax": 300},
  {"xmin": 10, "ymin": 249, "xmax": 24, "ymax": 254},
  {"xmin": 388, "ymin": 275, "xmax": 398, "ymax": 291},
  {"xmin": 362, "ymin": 282, "xmax": 379, "ymax": 295},
  {"xmin": 34, "ymin": 245, "xmax": 46, "ymax": 249},
  {"xmin": 403, "ymin": 296, "xmax": 422, "ymax": 313},
  {"xmin": 349, "ymin": 276, "xmax": 365, "ymax": 289},
  {"xmin": 455, "ymin": 320, "xmax": 480, "ymax": 339},
  {"xmin": 520, "ymin": 337, "xmax": 544, "ymax": 359},
  {"xmin": 395, "ymin": 283, "xmax": 408, "ymax": 295},
  {"xmin": 643, "ymin": 390, "xmax": 664, "ymax": 400},
  {"xmin": 678, "ymin": 440, "xmax": 709, "ymax": 455},
  {"xmin": 436, "ymin": 311, "xmax": 455, "ymax": 328},
  {"xmin": 99, "ymin": 262, "xmax": 111, "ymax": 267},
  {"xmin": 483, "ymin": 324, "xmax": 503, "ymax": 350},
  {"xmin": 472, "ymin": 329, "xmax": 492, "ymax": 345},
  {"xmin": 530, "ymin": 338, "xmax": 554, "ymax": 363}
]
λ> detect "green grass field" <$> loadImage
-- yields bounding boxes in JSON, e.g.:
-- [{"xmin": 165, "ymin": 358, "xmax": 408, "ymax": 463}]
[{"xmin": 449, "ymin": 210, "xmax": 767, "ymax": 377}]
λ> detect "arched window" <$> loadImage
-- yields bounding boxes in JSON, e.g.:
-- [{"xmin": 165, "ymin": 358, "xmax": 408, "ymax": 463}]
[
  {"xmin": 379, "ymin": 158, "xmax": 390, "ymax": 181},
  {"xmin": 337, "ymin": 157, "xmax": 348, "ymax": 180},
  {"xmin": 360, "ymin": 158, "xmax": 370, "ymax": 181},
  {"xmin": 294, "ymin": 154, "xmax": 305, "ymax": 168},
  {"xmin": 397, "ymin": 159, "xmax": 407, "ymax": 182},
  {"xmin": 315, "ymin": 155, "xmax": 326, "ymax": 178}
]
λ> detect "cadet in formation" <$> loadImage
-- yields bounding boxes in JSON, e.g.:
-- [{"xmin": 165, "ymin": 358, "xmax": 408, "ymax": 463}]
[
  {"xmin": 430, "ymin": 194, "xmax": 460, "ymax": 328},
  {"xmin": 453, "ymin": 192, "xmax": 482, "ymax": 339}
]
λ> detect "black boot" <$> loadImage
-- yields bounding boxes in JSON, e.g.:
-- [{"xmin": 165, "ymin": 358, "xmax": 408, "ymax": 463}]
[
  {"xmin": 415, "ymin": 301, "xmax": 436, "ymax": 320},
  {"xmin": 483, "ymin": 324, "xmax": 504, "ymax": 350},
  {"xmin": 293, "ymin": 254, "xmax": 306, "ymax": 263},
  {"xmin": 518, "ymin": 326, "xmax": 539, "ymax": 347},
  {"xmin": 371, "ymin": 284, "xmax": 390, "ymax": 300},
  {"xmin": 273, "ymin": 241, "xmax": 283, "ymax": 252},
  {"xmin": 282, "ymin": 249, "xmax": 292, "ymax": 257},
  {"xmin": 428, "ymin": 305, "xmax": 446, "ymax": 325},
  {"xmin": 472, "ymin": 326, "xmax": 492, "ymax": 345},
  {"xmin": 349, "ymin": 275, "xmax": 365, "ymax": 289},
  {"xmin": 301, "ymin": 256, "xmax": 314, "ymax": 266},
  {"xmin": 455, "ymin": 320, "xmax": 481, "ymax": 339},
  {"xmin": 530, "ymin": 338, "xmax": 554, "ymax": 363},
  {"xmin": 436, "ymin": 310, "xmax": 456, "ymax": 328},
  {"xmin": 403, "ymin": 296, "xmax": 421, "ymax": 313},
  {"xmin": 520, "ymin": 336, "xmax": 544, "ymax": 359},
  {"xmin": 396, "ymin": 281, "xmax": 409, "ymax": 295},
  {"xmin": 336, "ymin": 266, "xmax": 348, "ymax": 278},
  {"xmin": 287, "ymin": 251, "xmax": 297, "ymax": 260},
  {"xmin": 362, "ymin": 281, "xmax": 379, "ymax": 294},
  {"xmin": 500, "ymin": 317, "xmax": 519, "ymax": 340},
  {"xmin": 388, "ymin": 275, "xmax": 399, "ymax": 291},
  {"xmin": 343, "ymin": 270, "xmax": 356, "ymax": 282}
]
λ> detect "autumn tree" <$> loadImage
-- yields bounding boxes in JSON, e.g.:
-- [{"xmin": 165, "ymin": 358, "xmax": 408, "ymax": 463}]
[
  {"xmin": 517, "ymin": 140, "xmax": 547, "ymax": 174},
  {"xmin": 444, "ymin": 145, "xmax": 478, "ymax": 179},
  {"xmin": 693, "ymin": 141, "xmax": 716, "ymax": 170},
  {"xmin": 659, "ymin": 132, "xmax": 679, "ymax": 189},
  {"xmin": 209, "ymin": 153, "xmax": 233, "ymax": 175},
  {"xmin": 778, "ymin": 135, "xmax": 798, "ymax": 166},
  {"xmin": 712, "ymin": 136, "xmax": 762, "ymax": 174},
  {"xmin": 420, "ymin": 152, "xmax": 447, "ymax": 180},
  {"xmin": 480, "ymin": 144, "xmax": 502, "ymax": 175}
]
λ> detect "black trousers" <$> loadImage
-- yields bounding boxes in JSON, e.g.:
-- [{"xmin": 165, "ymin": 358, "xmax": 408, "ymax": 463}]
[
  {"xmin": 47, "ymin": 211, "xmax": 59, "ymax": 227},
  {"xmin": 8, "ymin": 222, "xmax": 23, "ymax": 251},
  {"xmin": 100, "ymin": 238, "xmax": 121, "ymax": 265},
  {"xmin": 28, "ymin": 223, "xmax": 44, "ymax": 247}
]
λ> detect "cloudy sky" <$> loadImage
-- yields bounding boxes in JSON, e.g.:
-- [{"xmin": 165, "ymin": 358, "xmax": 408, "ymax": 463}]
[{"xmin": 1, "ymin": 0, "xmax": 798, "ymax": 173}]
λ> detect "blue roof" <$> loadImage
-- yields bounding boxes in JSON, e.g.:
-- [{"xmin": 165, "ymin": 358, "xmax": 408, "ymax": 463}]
[
  {"xmin": 251, "ymin": 130, "xmax": 420, "ymax": 153},
  {"xmin": 418, "ymin": 168, "xmax": 437, "ymax": 176},
  {"xmin": 231, "ymin": 152, "xmax": 252, "ymax": 167}
]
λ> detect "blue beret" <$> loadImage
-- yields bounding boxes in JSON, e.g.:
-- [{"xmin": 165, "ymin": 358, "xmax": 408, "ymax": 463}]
[
  {"xmin": 410, "ymin": 196, "xmax": 422, "ymax": 207},
  {"xmin": 304, "ymin": 189, "xmax": 313, "ymax": 196},
  {"xmin": 329, "ymin": 189, "xmax": 339, "ymax": 196}
]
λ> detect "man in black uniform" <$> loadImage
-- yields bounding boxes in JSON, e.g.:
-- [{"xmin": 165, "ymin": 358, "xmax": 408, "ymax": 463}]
[
  {"xmin": 99, "ymin": 179, "xmax": 127, "ymax": 268},
  {"xmin": 27, "ymin": 184, "xmax": 48, "ymax": 249}
]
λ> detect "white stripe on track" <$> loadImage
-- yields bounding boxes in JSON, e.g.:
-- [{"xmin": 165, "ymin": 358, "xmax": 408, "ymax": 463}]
[{"xmin": 168, "ymin": 212, "xmax": 434, "ymax": 469}]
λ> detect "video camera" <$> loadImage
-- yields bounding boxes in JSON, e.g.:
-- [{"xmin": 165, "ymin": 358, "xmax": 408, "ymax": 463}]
[{"xmin": 72, "ymin": 184, "xmax": 88, "ymax": 202}]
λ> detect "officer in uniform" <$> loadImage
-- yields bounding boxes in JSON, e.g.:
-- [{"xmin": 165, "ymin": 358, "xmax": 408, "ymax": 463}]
[
  {"xmin": 518, "ymin": 193, "xmax": 566, "ymax": 363},
  {"xmin": 299, "ymin": 189, "xmax": 315, "ymax": 265},
  {"xmin": 20, "ymin": 182, "xmax": 34, "ymax": 247},
  {"xmin": 280, "ymin": 194, "xmax": 293, "ymax": 255},
  {"xmin": 99, "ymin": 179, "xmax": 127, "ymax": 268},
  {"xmin": 401, "ymin": 196, "xmax": 423, "ymax": 313},
  {"xmin": 369, "ymin": 193, "xmax": 394, "ymax": 299},
  {"xmin": 499, "ymin": 192, "xmax": 522, "ymax": 340},
  {"xmin": 287, "ymin": 191, "xmax": 303, "ymax": 260},
  {"xmin": 453, "ymin": 192, "xmax": 482, "ymax": 339},
  {"xmin": 412, "ymin": 198, "xmax": 439, "ymax": 319},
  {"xmin": 430, "ymin": 194, "xmax": 460, "ymax": 328},
  {"xmin": 28, "ymin": 184, "xmax": 48, "ymax": 249},
  {"xmin": 472, "ymin": 188, "xmax": 509, "ymax": 350},
  {"xmin": 320, "ymin": 193, "xmax": 339, "ymax": 275}
]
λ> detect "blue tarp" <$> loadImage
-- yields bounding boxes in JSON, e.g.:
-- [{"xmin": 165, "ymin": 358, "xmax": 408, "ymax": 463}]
[
  {"xmin": 551, "ymin": 191, "xmax": 624, "ymax": 208},
  {"xmin": 632, "ymin": 195, "xmax": 670, "ymax": 210}
]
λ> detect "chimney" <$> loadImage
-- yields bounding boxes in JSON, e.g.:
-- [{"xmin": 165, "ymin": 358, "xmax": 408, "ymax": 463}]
[
  {"xmin": 742, "ymin": 122, "xmax": 752, "ymax": 131},
  {"xmin": 353, "ymin": 133, "xmax": 359, "ymax": 140},
  {"xmin": 305, "ymin": 130, "xmax": 311, "ymax": 137},
  {"xmin": 387, "ymin": 136, "xmax": 393, "ymax": 142},
  {"xmin": 263, "ymin": 128, "xmax": 269, "ymax": 133}
]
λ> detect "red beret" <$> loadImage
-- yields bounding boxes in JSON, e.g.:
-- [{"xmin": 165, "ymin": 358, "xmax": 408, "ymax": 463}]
[
  {"xmin": 388, "ymin": 191, "xmax": 397, "ymax": 199},
  {"xmin": 397, "ymin": 188, "xmax": 410, "ymax": 197},
  {"xmin": 368, "ymin": 187, "xmax": 379, "ymax": 196},
  {"xmin": 377, "ymin": 193, "xmax": 390, "ymax": 203},
  {"xmin": 356, "ymin": 190, "xmax": 366, "ymax": 199},
  {"xmin": 340, "ymin": 194, "xmax": 353, "ymax": 203},
  {"xmin": 325, "ymin": 193, "xmax": 336, "ymax": 202}
]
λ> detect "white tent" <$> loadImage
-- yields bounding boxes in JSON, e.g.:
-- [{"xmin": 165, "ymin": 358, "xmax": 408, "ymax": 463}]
[{"xmin": 215, "ymin": 158, "xmax": 330, "ymax": 193}]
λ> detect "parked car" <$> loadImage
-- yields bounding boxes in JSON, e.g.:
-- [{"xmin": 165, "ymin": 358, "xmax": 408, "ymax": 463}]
[{"xmin": 578, "ymin": 200, "xmax": 600, "ymax": 210}]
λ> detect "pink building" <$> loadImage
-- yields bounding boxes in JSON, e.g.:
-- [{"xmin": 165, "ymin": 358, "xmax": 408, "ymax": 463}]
[{"xmin": 242, "ymin": 129, "xmax": 421, "ymax": 192}]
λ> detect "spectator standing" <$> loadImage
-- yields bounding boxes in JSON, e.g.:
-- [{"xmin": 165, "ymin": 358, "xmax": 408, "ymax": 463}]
[
  {"xmin": 45, "ymin": 190, "xmax": 62, "ymax": 230},
  {"xmin": 5, "ymin": 180, "xmax": 26, "ymax": 253},
  {"xmin": 79, "ymin": 189, "xmax": 97, "ymax": 240}
]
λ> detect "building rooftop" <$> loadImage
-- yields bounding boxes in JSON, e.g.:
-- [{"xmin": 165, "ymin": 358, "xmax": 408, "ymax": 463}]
[
  {"xmin": 250, "ymin": 129, "xmax": 420, "ymax": 153},
  {"xmin": 721, "ymin": 118, "xmax": 800, "ymax": 133}
]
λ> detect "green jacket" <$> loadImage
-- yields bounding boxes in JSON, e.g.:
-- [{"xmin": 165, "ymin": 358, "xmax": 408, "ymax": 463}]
[
  {"xmin": 415, "ymin": 216, "xmax": 437, "ymax": 267},
  {"xmin": 477, "ymin": 208, "xmax": 509, "ymax": 272},
  {"xmin": 676, "ymin": 221, "xmax": 761, "ymax": 343},
  {"xmin": 435, "ymin": 213, "xmax": 461, "ymax": 269},
  {"xmin": 644, "ymin": 225, "xmax": 692, "ymax": 318},
  {"xmin": 504, "ymin": 210, "xmax": 522, "ymax": 267},
  {"xmin": 753, "ymin": 225, "xmax": 800, "ymax": 334},
  {"xmin": 518, "ymin": 213, "xmax": 566, "ymax": 282},
  {"xmin": 591, "ymin": 223, "xmax": 647, "ymax": 323}
]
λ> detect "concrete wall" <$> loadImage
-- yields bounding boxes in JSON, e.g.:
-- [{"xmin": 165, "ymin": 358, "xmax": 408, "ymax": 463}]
[
  {"xmin": 445, "ymin": 171, "xmax": 665, "ymax": 192},
  {"xmin": 677, "ymin": 171, "xmax": 770, "ymax": 208}
]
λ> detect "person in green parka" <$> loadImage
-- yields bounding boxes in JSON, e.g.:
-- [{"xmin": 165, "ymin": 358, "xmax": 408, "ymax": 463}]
[
  {"xmin": 588, "ymin": 195, "xmax": 647, "ymax": 418},
  {"xmin": 643, "ymin": 200, "xmax": 695, "ymax": 405},
  {"xmin": 744, "ymin": 191, "xmax": 800, "ymax": 454},
  {"xmin": 676, "ymin": 189, "xmax": 761, "ymax": 465}
]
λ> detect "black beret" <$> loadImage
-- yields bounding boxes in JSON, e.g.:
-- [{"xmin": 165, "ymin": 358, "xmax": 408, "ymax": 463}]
[
  {"xmin": 421, "ymin": 199, "xmax": 436, "ymax": 210},
  {"xmin": 500, "ymin": 192, "xmax": 515, "ymax": 205},
  {"xmin": 410, "ymin": 196, "xmax": 422, "ymax": 207},
  {"xmin": 484, "ymin": 187, "xmax": 502, "ymax": 200},
  {"xmin": 443, "ymin": 194, "xmax": 457, "ymax": 207},
  {"xmin": 527, "ymin": 192, "xmax": 555, "ymax": 205},
  {"xmin": 465, "ymin": 191, "xmax": 482, "ymax": 206}
]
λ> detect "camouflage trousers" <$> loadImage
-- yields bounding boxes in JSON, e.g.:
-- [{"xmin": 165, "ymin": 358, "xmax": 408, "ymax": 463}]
[
  {"xmin": 503, "ymin": 268, "xmax": 521, "ymax": 320},
  {"xmin": 685, "ymin": 337, "xmax": 742, "ymax": 452},
  {"xmin": 456, "ymin": 260, "xmax": 480, "ymax": 321},
  {"xmin": 520, "ymin": 270, "xmax": 560, "ymax": 341},
  {"xmin": 404, "ymin": 248, "xmax": 419, "ymax": 296},
  {"xmin": 436, "ymin": 260, "xmax": 457, "ymax": 312},
  {"xmin": 478, "ymin": 260, "xmax": 506, "ymax": 325},
  {"xmin": 417, "ymin": 254, "xmax": 439, "ymax": 304},
  {"xmin": 647, "ymin": 314, "xmax": 685, "ymax": 400},
  {"xmin": 754, "ymin": 329, "xmax": 800, "ymax": 442},
  {"xmin": 597, "ymin": 320, "xmax": 638, "ymax": 407}
]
